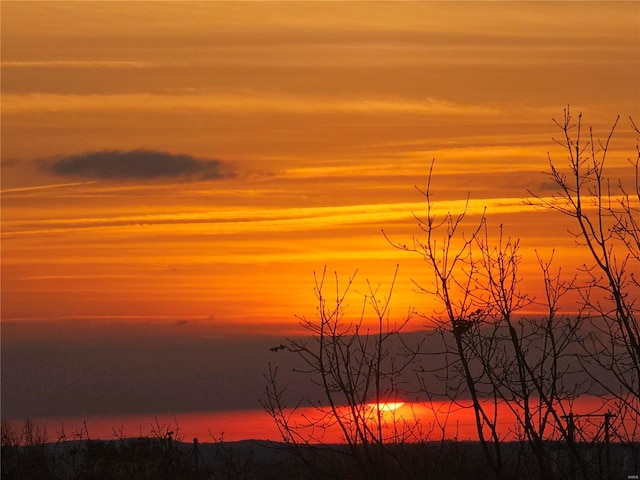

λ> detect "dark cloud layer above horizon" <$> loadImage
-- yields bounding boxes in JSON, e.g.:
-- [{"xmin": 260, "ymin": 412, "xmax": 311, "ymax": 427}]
[
  {"xmin": 42, "ymin": 149, "xmax": 236, "ymax": 182},
  {"xmin": 1, "ymin": 318, "xmax": 611, "ymax": 419}
]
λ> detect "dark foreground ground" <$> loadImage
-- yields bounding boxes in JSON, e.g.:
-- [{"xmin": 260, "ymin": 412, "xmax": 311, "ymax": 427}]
[{"xmin": 2, "ymin": 432, "xmax": 639, "ymax": 480}]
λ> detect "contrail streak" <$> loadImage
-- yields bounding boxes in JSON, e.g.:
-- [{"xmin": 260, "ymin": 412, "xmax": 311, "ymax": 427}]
[{"xmin": 1, "ymin": 181, "xmax": 99, "ymax": 194}]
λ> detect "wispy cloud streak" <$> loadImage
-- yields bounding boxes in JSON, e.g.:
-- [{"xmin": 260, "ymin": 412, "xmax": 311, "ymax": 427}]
[
  {"xmin": 1, "ymin": 197, "xmax": 557, "ymax": 238},
  {"xmin": 1, "ymin": 181, "xmax": 99, "ymax": 194},
  {"xmin": 1, "ymin": 60, "xmax": 153, "ymax": 69},
  {"xmin": 3, "ymin": 92, "xmax": 500, "ymax": 116}
]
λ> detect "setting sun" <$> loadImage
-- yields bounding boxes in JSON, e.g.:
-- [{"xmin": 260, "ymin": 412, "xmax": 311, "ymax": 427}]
[{"xmin": 370, "ymin": 402, "xmax": 405, "ymax": 412}]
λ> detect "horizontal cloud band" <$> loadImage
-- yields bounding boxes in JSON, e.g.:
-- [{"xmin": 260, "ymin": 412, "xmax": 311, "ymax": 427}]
[
  {"xmin": 42, "ymin": 149, "xmax": 235, "ymax": 181},
  {"xmin": 2, "ymin": 196, "xmax": 593, "ymax": 238}
]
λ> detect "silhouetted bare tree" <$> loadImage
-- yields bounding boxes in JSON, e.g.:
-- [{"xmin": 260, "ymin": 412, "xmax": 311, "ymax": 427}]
[
  {"xmin": 529, "ymin": 108, "xmax": 640, "ymax": 462},
  {"xmin": 264, "ymin": 108, "xmax": 640, "ymax": 480},
  {"xmin": 385, "ymin": 159, "xmax": 596, "ymax": 479},
  {"xmin": 261, "ymin": 266, "xmax": 440, "ymax": 480}
]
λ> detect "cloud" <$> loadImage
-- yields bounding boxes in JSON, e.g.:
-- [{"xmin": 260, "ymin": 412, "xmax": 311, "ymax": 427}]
[
  {"xmin": 3, "ymin": 198, "xmax": 543, "ymax": 240},
  {"xmin": 1, "ymin": 181, "xmax": 99, "ymax": 194},
  {"xmin": 42, "ymin": 149, "xmax": 235, "ymax": 182},
  {"xmin": 4, "ymin": 92, "xmax": 501, "ymax": 117},
  {"xmin": 1, "ymin": 60, "xmax": 152, "ymax": 69}
]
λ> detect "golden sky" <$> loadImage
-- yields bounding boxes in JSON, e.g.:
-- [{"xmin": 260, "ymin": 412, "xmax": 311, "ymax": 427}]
[{"xmin": 2, "ymin": 1, "xmax": 639, "ymax": 336}]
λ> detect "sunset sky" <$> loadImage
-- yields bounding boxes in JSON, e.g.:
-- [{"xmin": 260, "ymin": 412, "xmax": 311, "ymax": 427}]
[{"xmin": 2, "ymin": 1, "xmax": 639, "ymax": 433}]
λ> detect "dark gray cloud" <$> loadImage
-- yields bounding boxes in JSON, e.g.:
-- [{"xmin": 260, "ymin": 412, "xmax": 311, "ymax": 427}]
[
  {"xmin": 42, "ymin": 149, "xmax": 235, "ymax": 182},
  {"xmin": 1, "ymin": 318, "xmax": 602, "ymax": 420}
]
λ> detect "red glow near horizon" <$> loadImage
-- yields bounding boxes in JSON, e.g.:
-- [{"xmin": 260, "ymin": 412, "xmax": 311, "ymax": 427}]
[{"xmin": 13, "ymin": 396, "xmax": 634, "ymax": 445}]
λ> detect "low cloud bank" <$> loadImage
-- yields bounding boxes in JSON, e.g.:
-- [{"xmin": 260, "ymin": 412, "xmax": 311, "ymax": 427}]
[{"xmin": 42, "ymin": 149, "xmax": 235, "ymax": 182}]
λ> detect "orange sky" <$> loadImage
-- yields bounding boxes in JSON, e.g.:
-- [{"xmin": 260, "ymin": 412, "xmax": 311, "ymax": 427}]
[{"xmin": 1, "ymin": 1, "xmax": 639, "ymax": 420}]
